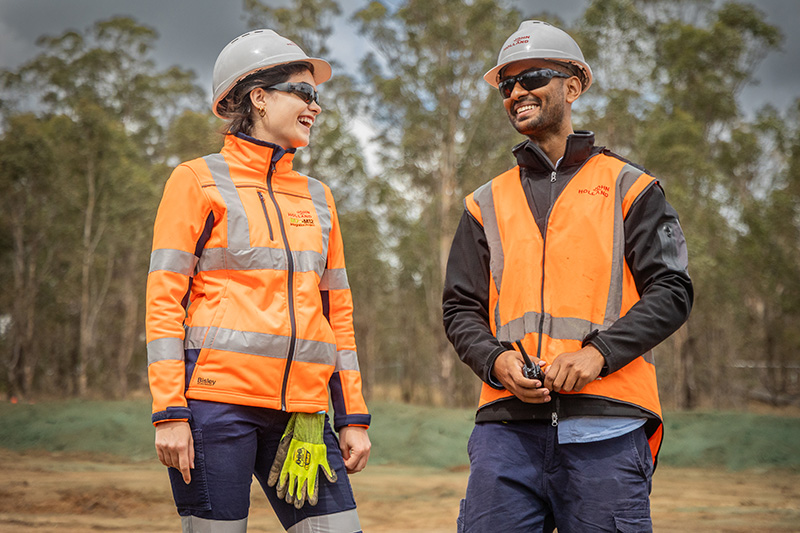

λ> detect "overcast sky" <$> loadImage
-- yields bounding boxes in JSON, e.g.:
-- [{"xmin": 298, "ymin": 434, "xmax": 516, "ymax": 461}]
[{"xmin": 0, "ymin": 0, "xmax": 798, "ymax": 119}]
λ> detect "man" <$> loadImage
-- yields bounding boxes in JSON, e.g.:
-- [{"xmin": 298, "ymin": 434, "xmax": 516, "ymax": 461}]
[{"xmin": 442, "ymin": 20, "xmax": 693, "ymax": 532}]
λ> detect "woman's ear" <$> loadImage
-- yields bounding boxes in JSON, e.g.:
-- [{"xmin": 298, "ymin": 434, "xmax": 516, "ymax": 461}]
[{"xmin": 250, "ymin": 87, "xmax": 268, "ymax": 109}]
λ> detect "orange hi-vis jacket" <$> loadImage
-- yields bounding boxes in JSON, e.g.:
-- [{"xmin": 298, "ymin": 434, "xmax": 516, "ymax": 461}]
[
  {"xmin": 146, "ymin": 133, "xmax": 370, "ymax": 430},
  {"xmin": 464, "ymin": 154, "xmax": 663, "ymax": 458}
]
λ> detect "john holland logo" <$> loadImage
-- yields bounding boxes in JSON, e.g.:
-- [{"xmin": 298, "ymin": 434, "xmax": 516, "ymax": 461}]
[
  {"xmin": 503, "ymin": 35, "xmax": 530, "ymax": 53},
  {"xmin": 577, "ymin": 185, "xmax": 610, "ymax": 197},
  {"xmin": 289, "ymin": 210, "xmax": 315, "ymax": 227}
]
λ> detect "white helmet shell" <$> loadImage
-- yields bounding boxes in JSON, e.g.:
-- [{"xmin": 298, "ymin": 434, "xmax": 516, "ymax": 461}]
[
  {"xmin": 484, "ymin": 20, "xmax": 593, "ymax": 94},
  {"xmin": 211, "ymin": 29, "xmax": 332, "ymax": 118}
]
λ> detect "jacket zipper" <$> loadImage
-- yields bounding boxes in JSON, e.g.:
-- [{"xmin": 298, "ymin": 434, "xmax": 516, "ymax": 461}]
[
  {"xmin": 257, "ymin": 191, "xmax": 274, "ymax": 241},
  {"xmin": 540, "ymin": 169, "xmax": 558, "ymax": 424},
  {"xmin": 266, "ymin": 162, "xmax": 297, "ymax": 411}
]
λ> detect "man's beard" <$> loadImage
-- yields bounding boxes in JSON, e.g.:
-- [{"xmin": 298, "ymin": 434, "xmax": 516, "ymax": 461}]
[{"xmin": 509, "ymin": 93, "xmax": 566, "ymax": 140}]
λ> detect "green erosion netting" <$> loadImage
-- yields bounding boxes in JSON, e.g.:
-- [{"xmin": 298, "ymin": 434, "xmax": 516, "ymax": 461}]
[{"xmin": 1, "ymin": 400, "xmax": 798, "ymax": 471}]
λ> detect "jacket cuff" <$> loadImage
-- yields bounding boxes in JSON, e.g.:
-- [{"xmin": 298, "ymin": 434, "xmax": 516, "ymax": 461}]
[
  {"xmin": 582, "ymin": 329, "xmax": 611, "ymax": 377},
  {"xmin": 152, "ymin": 406, "xmax": 193, "ymax": 426},
  {"xmin": 484, "ymin": 345, "xmax": 510, "ymax": 389},
  {"xmin": 333, "ymin": 413, "xmax": 371, "ymax": 431}
]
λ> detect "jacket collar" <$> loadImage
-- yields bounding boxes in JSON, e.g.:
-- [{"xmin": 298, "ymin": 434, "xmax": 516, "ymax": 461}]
[
  {"xmin": 221, "ymin": 132, "xmax": 296, "ymax": 175},
  {"xmin": 512, "ymin": 130, "xmax": 596, "ymax": 172}
]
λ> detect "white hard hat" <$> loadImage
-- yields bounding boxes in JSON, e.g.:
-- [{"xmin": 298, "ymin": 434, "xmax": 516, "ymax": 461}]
[
  {"xmin": 211, "ymin": 29, "xmax": 332, "ymax": 118},
  {"xmin": 484, "ymin": 20, "xmax": 593, "ymax": 93}
]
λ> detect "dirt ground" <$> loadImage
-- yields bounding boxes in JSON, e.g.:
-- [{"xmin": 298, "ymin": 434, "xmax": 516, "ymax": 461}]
[{"xmin": 1, "ymin": 448, "xmax": 798, "ymax": 532}]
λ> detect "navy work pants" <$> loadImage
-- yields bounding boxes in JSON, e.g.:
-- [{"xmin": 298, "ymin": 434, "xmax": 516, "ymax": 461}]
[
  {"xmin": 167, "ymin": 399, "xmax": 361, "ymax": 532},
  {"xmin": 458, "ymin": 420, "xmax": 654, "ymax": 532}
]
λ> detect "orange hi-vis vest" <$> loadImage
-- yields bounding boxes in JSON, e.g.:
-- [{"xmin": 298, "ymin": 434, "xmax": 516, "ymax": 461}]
[
  {"xmin": 465, "ymin": 153, "xmax": 663, "ymax": 457},
  {"xmin": 146, "ymin": 133, "xmax": 369, "ymax": 429}
]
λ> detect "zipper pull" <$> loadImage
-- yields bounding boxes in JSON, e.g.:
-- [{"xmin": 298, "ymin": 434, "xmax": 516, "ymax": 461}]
[
  {"xmin": 550, "ymin": 171, "xmax": 557, "ymax": 183},
  {"xmin": 551, "ymin": 411, "xmax": 558, "ymax": 427}
]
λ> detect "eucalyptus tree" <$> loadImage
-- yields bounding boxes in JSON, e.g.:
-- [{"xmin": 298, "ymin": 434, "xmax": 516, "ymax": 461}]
[
  {"xmin": 1, "ymin": 17, "xmax": 203, "ymax": 397},
  {"xmin": 352, "ymin": 0, "xmax": 524, "ymax": 403},
  {"xmin": 577, "ymin": 0, "xmax": 784, "ymax": 408}
]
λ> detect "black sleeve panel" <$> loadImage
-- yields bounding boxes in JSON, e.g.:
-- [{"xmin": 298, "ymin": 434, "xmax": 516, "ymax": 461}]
[
  {"xmin": 588, "ymin": 183, "xmax": 694, "ymax": 373},
  {"xmin": 442, "ymin": 210, "xmax": 507, "ymax": 388}
]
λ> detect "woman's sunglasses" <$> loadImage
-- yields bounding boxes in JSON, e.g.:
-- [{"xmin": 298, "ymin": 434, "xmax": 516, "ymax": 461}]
[
  {"xmin": 264, "ymin": 81, "xmax": 319, "ymax": 104},
  {"xmin": 498, "ymin": 68, "xmax": 571, "ymax": 99}
]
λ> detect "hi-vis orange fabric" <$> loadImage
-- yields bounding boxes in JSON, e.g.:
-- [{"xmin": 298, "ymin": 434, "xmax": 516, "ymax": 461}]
[
  {"xmin": 465, "ymin": 153, "xmax": 662, "ymax": 457},
  {"xmin": 146, "ymin": 133, "xmax": 369, "ymax": 429}
]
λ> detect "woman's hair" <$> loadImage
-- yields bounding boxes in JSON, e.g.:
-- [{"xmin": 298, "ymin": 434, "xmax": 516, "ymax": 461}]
[{"xmin": 218, "ymin": 61, "xmax": 313, "ymax": 136}]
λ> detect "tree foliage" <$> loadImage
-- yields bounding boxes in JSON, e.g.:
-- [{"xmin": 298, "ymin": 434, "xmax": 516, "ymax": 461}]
[{"xmin": 0, "ymin": 1, "xmax": 798, "ymax": 410}]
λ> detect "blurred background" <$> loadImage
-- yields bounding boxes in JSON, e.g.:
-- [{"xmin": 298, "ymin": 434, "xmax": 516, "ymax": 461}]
[{"xmin": 1, "ymin": 0, "xmax": 799, "ymax": 412}]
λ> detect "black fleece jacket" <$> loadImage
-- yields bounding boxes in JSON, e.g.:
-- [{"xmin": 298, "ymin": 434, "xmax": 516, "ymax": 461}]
[{"xmin": 442, "ymin": 131, "xmax": 693, "ymax": 422}]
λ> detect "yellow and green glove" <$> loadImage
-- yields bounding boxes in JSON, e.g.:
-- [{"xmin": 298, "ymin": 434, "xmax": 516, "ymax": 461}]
[{"xmin": 267, "ymin": 412, "xmax": 337, "ymax": 508}]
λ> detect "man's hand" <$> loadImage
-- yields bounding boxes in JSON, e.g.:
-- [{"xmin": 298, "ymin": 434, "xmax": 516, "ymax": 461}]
[
  {"xmin": 155, "ymin": 420, "xmax": 194, "ymax": 484},
  {"xmin": 544, "ymin": 345, "xmax": 606, "ymax": 393},
  {"xmin": 492, "ymin": 350, "xmax": 550, "ymax": 403},
  {"xmin": 338, "ymin": 426, "xmax": 371, "ymax": 474}
]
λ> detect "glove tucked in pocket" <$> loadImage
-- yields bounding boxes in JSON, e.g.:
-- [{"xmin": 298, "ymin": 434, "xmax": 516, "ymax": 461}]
[{"xmin": 267, "ymin": 412, "xmax": 338, "ymax": 508}]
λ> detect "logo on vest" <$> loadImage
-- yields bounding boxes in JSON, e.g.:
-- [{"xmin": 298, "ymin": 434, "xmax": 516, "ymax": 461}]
[
  {"xmin": 197, "ymin": 377, "xmax": 216, "ymax": 386},
  {"xmin": 288, "ymin": 210, "xmax": 315, "ymax": 227},
  {"xmin": 577, "ymin": 185, "xmax": 610, "ymax": 197}
]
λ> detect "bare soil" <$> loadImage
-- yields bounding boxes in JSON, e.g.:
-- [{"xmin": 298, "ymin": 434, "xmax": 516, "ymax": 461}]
[{"xmin": 1, "ymin": 448, "xmax": 798, "ymax": 532}]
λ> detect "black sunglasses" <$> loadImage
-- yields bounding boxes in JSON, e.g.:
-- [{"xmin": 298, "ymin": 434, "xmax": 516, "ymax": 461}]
[
  {"xmin": 264, "ymin": 81, "xmax": 319, "ymax": 105},
  {"xmin": 498, "ymin": 68, "xmax": 571, "ymax": 99}
]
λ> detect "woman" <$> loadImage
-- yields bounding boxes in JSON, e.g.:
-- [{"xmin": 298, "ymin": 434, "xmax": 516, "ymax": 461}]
[{"xmin": 146, "ymin": 29, "xmax": 371, "ymax": 532}]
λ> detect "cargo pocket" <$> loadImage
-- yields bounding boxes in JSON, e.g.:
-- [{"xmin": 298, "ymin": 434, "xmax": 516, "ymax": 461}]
[
  {"xmin": 456, "ymin": 498, "xmax": 466, "ymax": 532},
  {"xmin": 612, "ymin": 509, "xmax": 652, "ymax": 533},
  {"xmin": 168, "ymin": 428, "xmax": 212, "ymax": 513}
]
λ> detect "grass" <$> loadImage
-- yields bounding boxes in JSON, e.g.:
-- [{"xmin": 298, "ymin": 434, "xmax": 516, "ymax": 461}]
[{"xmin": 1, "ymin": 399, "xmax": 799, "ymax": 471}]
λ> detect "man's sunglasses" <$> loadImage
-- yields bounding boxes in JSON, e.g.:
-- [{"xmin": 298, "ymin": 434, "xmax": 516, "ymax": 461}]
[
  {"xmin": 264, "ymin": 81, "xmax": 319, "ymax": 105},
  {"xmin": 498, "ymin": 68, "xmax": 571, "ymax": 99}
]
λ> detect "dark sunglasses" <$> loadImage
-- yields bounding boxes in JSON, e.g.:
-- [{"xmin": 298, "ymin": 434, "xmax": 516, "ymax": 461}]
[
  {"xmin": 498, "ymin": 68, "xmax": 571, "ymax": 99},
  {"xmin": 264, "ymin": 81, "xmax": 319, "ymax": 104}
]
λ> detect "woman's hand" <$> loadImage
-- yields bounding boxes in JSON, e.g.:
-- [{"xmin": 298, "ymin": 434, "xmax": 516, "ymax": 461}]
[
  {"xmin": 338, "ymin": 426, "xmax": 371, "ymax": 474},
  {"xmin": 155, "ymin": 420, "xmax": 194, "ymax": 484}
]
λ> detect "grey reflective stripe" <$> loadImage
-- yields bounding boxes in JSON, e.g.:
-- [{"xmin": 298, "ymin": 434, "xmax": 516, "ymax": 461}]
[
  {"xmin": 319, "ymin": 268, "xmax": 350, "ymax": 290},
  {"xmin": 335, "ymin": 349, "xmax": 360, "ymax": 372},
  {"xmin": 496, "ymin": 311, "xmax": 607, "ymax": 343},
  {"xmin": 605, "ymin": 164, "xmax": 648, "ymax": 324},
  {"xmin": 181, "ymin": 515, "xmax": 247, "ymax": 533},
  {"xmin": 196, "ymin": 247, "xmax": 325, "ymax": 273},
  {"xmin": 147, "ymin": 336, "xmax": 185, "ymax": 365},
  {"xmin": 473, "ymin": 181, "xmax": 503, "ymax": 295},
  {"xmin": 149, "ymin": 248, "xmax": 198, "ymax": 276},
  {"xmin": 185, "ymin": 326, "xmax": 336, "ymax": 365},
  {"xmin": 287, "ymin": 509, "xmax": 361, "ymax": 533},
  {"xmin": 204, "ymin": 154, "xmax": 250, "ymax": 250},
  {"xmin": 307, "ymin": 177, "xmax": 332, "ymax": 260},
  {"xmin": 618, "ymin": 163, "xmax": 645, "ymax": 200}
]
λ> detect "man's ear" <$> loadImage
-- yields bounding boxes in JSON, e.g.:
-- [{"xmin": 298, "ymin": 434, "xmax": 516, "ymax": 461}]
[{"xmin": 565, "ymin": 77, "xmax": 583, "ymax": 104}]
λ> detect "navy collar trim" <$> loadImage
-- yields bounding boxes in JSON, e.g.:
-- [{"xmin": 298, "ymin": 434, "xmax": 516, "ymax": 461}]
[
  {"xmin": 234, "ymin": 132, "xmax": 296, "ymax": 163},
  {"xmin": 513, "ymin": 131, "xmax": 597, "ymax": 171}
]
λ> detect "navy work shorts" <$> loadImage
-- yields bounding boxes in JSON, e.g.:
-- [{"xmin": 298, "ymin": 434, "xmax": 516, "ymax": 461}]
[
  {"xmin": 167, "ymin": 399, "xmax": 361, "ymax": 532},
  {"xmin": 458, "ymin": 420, "xmax": 654, "ymax": 532}
]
